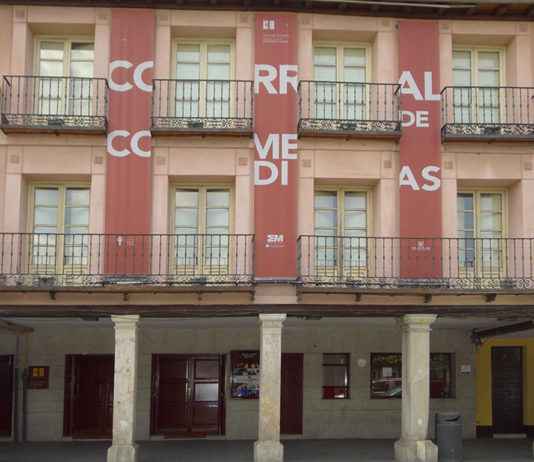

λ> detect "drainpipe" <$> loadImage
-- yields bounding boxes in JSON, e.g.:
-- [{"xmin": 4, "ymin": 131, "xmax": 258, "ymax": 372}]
[{"xmin": 14, "ymin": 334, "xmax": 29, "ymax": 443}]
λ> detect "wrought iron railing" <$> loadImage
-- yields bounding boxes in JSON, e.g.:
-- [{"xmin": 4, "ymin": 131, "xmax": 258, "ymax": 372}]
[
  {"xmin": 152, "ymin": 79, "xmax": 254, "ymax": 133},
  {"xmin": 298, "ymin": 81, "xmax": 401, "ymax": 137},
  {"xmin": 0, "ymin": 75, "xmax": 108, "ymax": 132},
  {"xmin": 0, "ymin": 233, "xmax": 254, "ymax": 287},
  {"xmin": 441, "ymin": 86, "xmax": 534, "ymax": 140},
  {"xmin": 298, "ymin": 235, "xmax": 534, "ymax": 289}
]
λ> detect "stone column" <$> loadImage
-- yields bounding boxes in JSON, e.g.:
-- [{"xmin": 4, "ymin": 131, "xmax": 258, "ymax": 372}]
[
  {"xmin": 107, "ymin": 315, "xmax": 140, "ymax": 462},
  {"xmin": 254, "ymin": 313, "xmax": 286, "ymax": 462},
  {"xmin": 395, "ymin": 314, "xmax": 438, "ymax": 462}
]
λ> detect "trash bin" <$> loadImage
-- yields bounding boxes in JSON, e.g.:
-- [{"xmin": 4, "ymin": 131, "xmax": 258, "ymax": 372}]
[{"xmin": 435, "ymin": 412, "xmax": 463, "ymax": 462}]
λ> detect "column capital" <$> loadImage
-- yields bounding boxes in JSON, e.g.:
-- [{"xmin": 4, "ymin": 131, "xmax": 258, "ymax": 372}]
[
  {"xmin": 111, "ymin": 315, "xmax": 140, "ymax": 330},
  {"xmin": 399, "ymin": 314, "xmax": 437, "ymax": 332},
  {"xmin": 258, "ymin": 313, "xmax": 286, "ymax": 329}
]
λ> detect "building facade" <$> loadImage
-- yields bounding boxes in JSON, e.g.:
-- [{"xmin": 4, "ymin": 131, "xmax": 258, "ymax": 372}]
[{"xmin": 0, "ymin": 1, "xmax": 533, "ymax": 461}]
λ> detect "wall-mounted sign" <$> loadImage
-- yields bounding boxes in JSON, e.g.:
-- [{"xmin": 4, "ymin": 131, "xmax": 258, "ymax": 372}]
[
  {"xmin": 230, "ymin": 351, "xmax": 260, "ymax": 399},
  {"xmin": 254, "ymin": 14, "xmax": 298, "ymax": 280},
  {"xmin": 27, "ymin": 366, "xmax": 49, "ymax": 389},
  {"xmin": 398, "ymin": 20, "xmax": 442, "ymax": 279}
]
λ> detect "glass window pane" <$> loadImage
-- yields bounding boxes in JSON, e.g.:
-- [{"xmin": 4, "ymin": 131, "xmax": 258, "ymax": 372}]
[
  {"xmin": 40, "ymin": 61, "xmax": 63, "ymax": 77},
  {"xmin": 208, "ymin": 63, "xmax": 230, "ymax": 80},
  {"xmin": 70, "ymin": 43, "xmax": 94, "ymax": 61},
  {"xmin": 35, "ymin": 188, "xmax": 59, "ymax": 206},
  {"xmin": 176, "ymin": 190, "xmax": 198, "ymax": 207},
  {"xmin": 315, "ymin": 210, "xmax": 337, "ymax": 228},
  {"xmin": 344, "ymin": 48, "xmax": 365, "ymax": 67},
  {"xmin": 430, "ymin": 353, "xmax": 453, "ymax": 399},
  {"xmin": 371, "ymin": 354, "xmax": 402, "ymax": 399},
  {"xmin": 478, "ymin": 70, "xmax": 499, "ymax": 87},
  {"xmin": 345, "ymin": 210, "xmax": 366, "ymax": 229},
  {"xmin": 70, "ymin": 61, "xmax": 93, "ymax": 78},
  {"xmin": 40, "ymin": 42, "xmax": 64, "ymax": 60},
  {"xmin": 207, "ymin": 190, "xmax": 230, "ymax": 207},
  {"xmin": 34, "ymin": 207, "xmax": 58, "ymax": 226},
  {"xmin": 65, "ymin": 207, "xmax": 89, "ymax": 226},
  {"xmin": 314, "ymin": 47, "xmax": 336, "ymax": 66},
  {"xmin": 66, "ymin": 189, "xmax": 89, "ymax": 207},
  {"xmin": 453, "ymin": 51, "xmax": 471, "ymax": 70},
  {"xmin": 175, "ymin": 209, "xmax": 198, "ymax": 228},
  {"xmin": 453, "ymin": 69, "xmax": 471, "ymax": 86},
  {"xmin": 323, "ymin": 366, "xmax": 348, "ymax": 387},
  {"xmin": 195, "ymin": 383, "xmax": 218, "ymax": 401},
  {"xmin": 176, "ymin": 62, "xmax": 200, "ymax": 80},
  {"xmin": 206, "ymin": 209, "xmax": 229, "ymax": 228},
  {"xmin": 315, "ymin": 191, "xmax": 337, "ymax": 209},
  {"xmin": 344, "ymin": 192, "xmax": 366, "ymax": 210},
  {"xmin": 480, "ymin": 194, "xmax": 501, "ymax": 212},
  {"xmin": 177, "ymin": 44, "xmax": 201, "ymax": 63},
  {"xmin": 344, "ymin": 68, "xmax": 365, "ymax": 83},
  {"xmin": 478, "ymin": 52, "xmax": 499, "ymax": 70},
  {"xmin": 207, "ymin": 45, "xmax": 230, "ymax": 63}
]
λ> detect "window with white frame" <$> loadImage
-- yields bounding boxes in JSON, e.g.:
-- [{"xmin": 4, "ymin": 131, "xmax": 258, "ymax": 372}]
[
  {"xmin": 457, "ymin": 191, "xmax": 505, "ymax": 275},
  {"xmin": 313, "ymin": 46, "xmax": 368, "ymax": 120},
  {"xmin": 174, "ymin": 42, "xmax": 232, "ymax": 119},
  {"xmin": 314, "ymin": 190, "xmax": 368, "ymax": 277},
  {"xmin": 174, "ymin": 187, "xmax": 231, "ymax": 272},
  {"xmin": 31, "ymin": 185, "xmax": 90, "ymax": 271},
  {"xmin": 36, "ymin": 39, "xmax": 95, "ymax": 116},
  {"xmin": 452, "ymin": 49, "xmax": 502, "ymax": 124}
]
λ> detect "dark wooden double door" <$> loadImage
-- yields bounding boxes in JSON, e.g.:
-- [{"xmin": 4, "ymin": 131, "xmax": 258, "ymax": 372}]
[
  {"xmin": 64, "ymin": 355, "xmax": 114, "ymax": 438},
  {"xmin": 150, "ymin": 353, "xmax": 304, "ymax": 437},
  {"xmin": 0, "ymin": 355, "xmax": 14, "ymax": 437},
  {"xmin": 151, "ymin": 354, "xmax": 225, "ymax": 436},
  {"xmin": 492, "ymin": 346, "xmax": 524, "ymax": 434}
]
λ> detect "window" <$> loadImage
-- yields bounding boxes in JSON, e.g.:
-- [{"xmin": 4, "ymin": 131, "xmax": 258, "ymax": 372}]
[
  {"xmin": 313, "ymin": 45, "xmax": 368, "ymax": 120},
  {"xmin": 174, "ymin": 187, "xmax": 231, "ymax": 272},
  {"xmin": 314, "ymin": 190, "xmax": 368, "ymax": 278},
  {"xmin": 370, "ymin": 353, "xmax": 455, "ymax": 399},
  {"xmin": 31, "ymin": 185, "xmax": 90, "ymax": 271},
  {"xmin": 174, "ymin": 41, "xmax": 232, "ymax": 118},
  {"xmin": 452, "ymin": 49, "xmax": 502, "ymax": 123},
  {"xmin": 36, "ymin": 39, "xmax": 95, "ymax": 116},
  {"xmin": 457, "ymin": 192, "xmax": 505, "ymax": 276},
  {"xmin": 323, "ymin": 354, "xmax": 350, "ymax": 399}
]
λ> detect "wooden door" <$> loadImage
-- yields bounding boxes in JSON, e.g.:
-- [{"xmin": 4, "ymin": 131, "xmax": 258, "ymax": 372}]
[
  {"xmin": 281, "ymin": 353, "xmax": 303, "ymax": 435},
  {"xmin": 0, "ymin": 356, "xmax": 14, "ymax": 437},
  {"xmin": 151, "ymin": 354, "xmax": 224, "ymax": 436},
  {"xmin": 151, "ymin": 355, "xmax": 189, "ymax": 434},
  {"xmin": 64, "ymin": 355, "xmax": 114, "ymax": 438},
  {"xmin": 492, "ymin": 347, "xmax": 524, "ymax": 434}
]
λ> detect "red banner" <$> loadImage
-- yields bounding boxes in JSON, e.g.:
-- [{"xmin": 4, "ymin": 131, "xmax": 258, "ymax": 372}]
[
  {"xmin": 253, "ymin": 14, "xmax": 298, "ymax": 280},
  {"xmin": 398, "ymin": 20, "xmax": 442, "ymax": 278},
  {"xmin": 105, "ymin": 9, "xmax": 155, "ymax": 274}
]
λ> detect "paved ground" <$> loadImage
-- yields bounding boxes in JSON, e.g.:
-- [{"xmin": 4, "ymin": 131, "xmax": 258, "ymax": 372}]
[{"xmin": 0, "ymin": 439, "xmax": 532, "ymax": 462}]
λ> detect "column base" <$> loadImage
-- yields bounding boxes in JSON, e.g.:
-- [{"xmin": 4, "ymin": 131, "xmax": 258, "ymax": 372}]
[
  {"xmin": 107, "ymin": 443, "xmax": 138, "ymax": 462},
  {"xmin": 394, "ymin": 439, "xmax": 438, "ymax": 462},
  {"xmin": 254, "ymin": 440, "xmax": 284, "ymax": 462}
]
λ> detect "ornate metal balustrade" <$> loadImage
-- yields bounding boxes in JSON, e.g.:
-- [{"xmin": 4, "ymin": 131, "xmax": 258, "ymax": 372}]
[
  {"xmin": 152, "ymin": 79, "xmax": 254, "ymax": 135},
  {"xmin": 441, "ymin": 86, "xmax": 534, "ymax": 141},
  {"xmin": 0, "ymin": 233, "xmax": 254, "ymax": 288},
  {"xmin": 298, "ymin": 81, "xmax": 401, "ymax": 138},
  {"xmin": 298, "ymin": 235, "xmax": 534, "ymax": 290},
  {"xmin": 0, "ymin": 75, "xmax": 108, "ymax": 134}
]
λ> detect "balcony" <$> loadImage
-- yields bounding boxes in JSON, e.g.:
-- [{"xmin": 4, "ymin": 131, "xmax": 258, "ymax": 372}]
[
  {"xmin": 298, "ymin": 81, "xmax": 401, "ymax": 138},
  {"xmin": 0, "ymin": 76, "xmax": 108, "ymax": 134},
  {"xmin": 298, "ymin": 235, "xmax": 534, "ymax": 291},
  {"xmin": 152, "ymin": 79, "xmax": 253, "ymax": 135},
  {"xmin": 0, "ymin": 233, "xmax": 254, "ymax": 289},
  {"xmin": 441, "ymin": 86, "xmax": 534, "ymax": 141}
]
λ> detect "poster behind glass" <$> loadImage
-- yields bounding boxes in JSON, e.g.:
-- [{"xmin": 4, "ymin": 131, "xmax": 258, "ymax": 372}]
[{"xmin": 231, "ymin": 350, "xmax": 260, "ymax": 399}]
